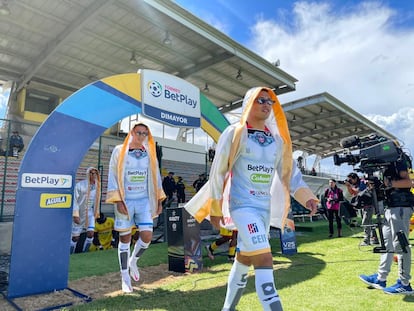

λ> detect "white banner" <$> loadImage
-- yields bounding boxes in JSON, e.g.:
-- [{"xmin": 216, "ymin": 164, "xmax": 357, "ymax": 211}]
[{"xmin": 141, "ymin": 69, "xmax": 201, "ymax": 128}]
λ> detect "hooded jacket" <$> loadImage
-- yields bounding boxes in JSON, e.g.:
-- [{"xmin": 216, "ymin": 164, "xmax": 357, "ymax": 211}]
[
  {"xmin": 106, "ymin": 124, "xmax": 166, "ymax": 219},
  {"xmin": 72, "ymin": 166, "xmax": 101, "ymax": 228},
  {"xmin": 185, "ymin": 87, "xmax": 317, "ymax": 230}
]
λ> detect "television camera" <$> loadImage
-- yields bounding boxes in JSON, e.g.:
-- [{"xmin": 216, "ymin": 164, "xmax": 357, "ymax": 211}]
[
  {"xmin": 333, "ymin": 133, "xmax": 412, "ymax": 254},
  {"xmin": 333, "ymin": 133, "xmax": 404, "ymax": 171}
]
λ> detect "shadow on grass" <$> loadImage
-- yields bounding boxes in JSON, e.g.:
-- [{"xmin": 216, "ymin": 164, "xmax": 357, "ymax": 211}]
[
  {"xmin": 73, "ymin": 246, "xmax": 326, "ymax": 311},
  {"xmin": 70, "ymin": 250, "xmax": 327, "ymax": 310},
  {"xmin": 69, "ymin": 220, "xmax": 414, "ymax": 310}
]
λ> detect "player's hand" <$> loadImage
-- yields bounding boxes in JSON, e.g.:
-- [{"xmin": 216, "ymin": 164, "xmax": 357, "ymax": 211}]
[
  {"xmin": 116, "ymin": 201, "xmax": 128, "ymax": 214},
  {"xmin": 156, "ymin": 201, "xmax": 163, "ymax": 216},
  {"xmin": 73, "ymin": 216, "xmax": 80, "ymax": 224},
  {"xmin": 305, "ymin": 199, "xmax": 318, "ymax": 216},
  {"xmin": 210, "ymin": 216, "xmax": 223, "ymax": 230}
]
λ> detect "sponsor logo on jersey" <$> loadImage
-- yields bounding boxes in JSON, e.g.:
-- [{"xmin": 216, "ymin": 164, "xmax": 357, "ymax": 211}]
[
  {"xmin": 247, "ymin": 223, "xmax": 259, "ymax": 234},
  {"xmin": 40, "ymin": 193, "xmax": 72, "ymax": 208},
  {"xmin": 129, "ymin": 175, "xmax": 146, "ymax": 182},
  {"xmin": 249, "ymin": 190, "xmax": 270, "ymax": 197},
  {"xmin": 250, "ymin": 173, "xmax": 271, "ymax": 183},
  {"xmin": 252, "ymin": 234, "xmax": 267, "ymax": 245},
  {"xmin": 127, "ymin": 185, "xmax": 145, "ymax": 191},
  {"xmin": 247, "ymin": 164, "xmax": 274, "ymax": 174}
]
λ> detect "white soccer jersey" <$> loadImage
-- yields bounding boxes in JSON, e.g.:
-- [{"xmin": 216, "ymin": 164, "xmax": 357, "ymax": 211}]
[
  {"xmin": 123, "ymin": 148, "xmax": 149, "ymax": 200},
  {"xmin": 230, "ymin": 128, "xmax": 282, "ymax": 211}
]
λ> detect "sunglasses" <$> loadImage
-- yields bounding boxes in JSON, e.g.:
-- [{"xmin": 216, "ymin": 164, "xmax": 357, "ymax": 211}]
[
  {"xmin": 256, "ymin": 97, "xmax": 275, "ymax": 105},
  {"xmin": 135, "ymin": 131, "xmax": 148, "ymax": 137}
]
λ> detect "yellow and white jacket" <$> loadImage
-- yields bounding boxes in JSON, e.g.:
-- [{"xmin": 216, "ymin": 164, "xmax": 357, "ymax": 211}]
[
  {"xmin": 185, "ymin": 87, "xmax": 317, "ymax": 230},
  {"xmin": 106, "ymin": 126, "xmax": 166, "ymax": 219}
]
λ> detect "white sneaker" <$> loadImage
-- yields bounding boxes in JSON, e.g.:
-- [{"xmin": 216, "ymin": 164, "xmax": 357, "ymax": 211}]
[
  {"xmin": 129, "ymin": 258, "xmax": 140, "ymax": 282},
  {"xmin": 121, "ymin": 274, "xmax": 133, "ymax": 293}
]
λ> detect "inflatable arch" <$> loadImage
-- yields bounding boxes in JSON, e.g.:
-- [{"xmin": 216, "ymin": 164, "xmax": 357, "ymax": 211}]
[{"xmin": 7, "ymin": 72, "xmax": 229, "ymax": 298}]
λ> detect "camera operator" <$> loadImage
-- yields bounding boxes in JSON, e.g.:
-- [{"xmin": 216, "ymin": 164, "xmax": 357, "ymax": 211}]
[
  {"xmin": 359, "ymin": 159, "xmax": 414, "ymax": 295},
  {"xmin": 345, "ymin": 173, "xmax": 379, "ymax": 246},
  {"xmin": 324, "ymin": 179, "xmax": 344, "ymax": 238},
  {"xmin": 341, "ymin": 173, "xmax": 361, "ymax": 228}
]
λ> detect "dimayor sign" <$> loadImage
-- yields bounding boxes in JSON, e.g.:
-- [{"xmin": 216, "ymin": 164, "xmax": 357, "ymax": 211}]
[{"xmin": 141, "ymin": 69, "xmax": 201, "ymax": 127}]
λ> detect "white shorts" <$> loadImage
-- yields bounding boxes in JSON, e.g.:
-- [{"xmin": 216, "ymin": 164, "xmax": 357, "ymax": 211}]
[
  {"xmin": 72, "ymin": 208, "xmax": 95, "ymax": 237},
  {"xmin": 230, "ymin": 207, "xmax": 271, "ymax": 256},
  {"xmin": 114, "ymin": 197, "xmax": 153, "ymax": 233}
]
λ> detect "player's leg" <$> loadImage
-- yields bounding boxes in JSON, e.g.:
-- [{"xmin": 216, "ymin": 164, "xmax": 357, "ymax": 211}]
[
  {"xmin": 114, "ymin": 203, "xmax": 134, "ymax": 293},
  {"xmin": 207, "ymin": 235, "xmax": 231, "ymax": 260},
  {"xmin": 229, "ymin": 208, "xmax": 282, "ymax": 311},
  {"xmin": 222, "ymin": 210, "xmax": 253, "ymax": 310},
  {"xmin": 118, "ymin": 231, "xmax": 133, "ymax": 293},
  {"xmin": 70, "ymin": 224, "xmax": 82, "ymax": 254},
  {"xmin": 82, "ymin": 209, "xmax": 95, "ymax": 252},
  {"xmin": 228, "ymin": 231, "xmax": 238, "ymax": 261},
  {"xmin": 129, "ymin": 199, "xmax": 153, "ymax": 282}
]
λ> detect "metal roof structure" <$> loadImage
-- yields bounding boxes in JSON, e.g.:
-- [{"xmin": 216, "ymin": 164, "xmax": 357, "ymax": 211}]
[
  {"xmin": 0, "ymin": 0, "xmax": 296, "ymax": 104},
  {"xmin": 283, "ymin": 92, "xmax": 397, "ymax": 158},
  {"xmin": 0, "ymin": 0, "xmax": 397, "ymax": 158}
]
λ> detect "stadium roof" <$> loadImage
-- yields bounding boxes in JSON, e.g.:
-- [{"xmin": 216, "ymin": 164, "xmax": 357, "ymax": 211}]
[
  {"xmin": 0, "ymin": 0, "xmax": 397, "ymax": 158},
  {"xmin": 0, "ymin": 0, "xmax": 297, "ymax": 105},
  {"xmin": 283, "ymin": 92, "xmax": 398, "ymax": 158}
]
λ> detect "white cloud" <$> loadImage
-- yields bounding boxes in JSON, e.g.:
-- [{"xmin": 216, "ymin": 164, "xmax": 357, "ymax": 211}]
[
  {"xmin": 247, "ymin": 1, "xmax": 414, "ymax": 154},
  {"xmin": 194, "ymin": 11, "xmax": 231, "ymax": 36},
  {"xmin": 366, "ymin": 107, "xmax": 414, "ymax": 154}
]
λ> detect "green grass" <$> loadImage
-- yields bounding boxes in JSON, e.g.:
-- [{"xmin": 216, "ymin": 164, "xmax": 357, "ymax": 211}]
[{"xmin": 67, "ymin": 220, "xmax": 414, "ymax": 310}]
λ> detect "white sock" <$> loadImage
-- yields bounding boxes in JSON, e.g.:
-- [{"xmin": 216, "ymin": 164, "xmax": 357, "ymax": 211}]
[
  {"xmin": 83, "ymin": 237, "xmax": 93, "ymax": 252},
  {"xmin": 255, "ymin": 268, "xmax": 283, "ymax": 311},
  {"xmin": 222, "ymin": 260, "xmax": 249, "ymax": 311},
  {"xmin": 130, "ymin": 238, "xmax": 150, "ymax": 267},
  {"xmin": 118, "ymin": 241, "xmax": 131, "ymax": 273},
  {"xmin": 70, "ymin": 239, "xmax": 77, "ymax": 254}
]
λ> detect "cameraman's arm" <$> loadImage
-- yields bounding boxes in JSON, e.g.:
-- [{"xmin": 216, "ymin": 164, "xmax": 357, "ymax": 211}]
[
  {"xmin": 345, "ymin": 181, "xmax": 359, "ymax": 196},
  {"xmin": 385, "ymin": 170, "xmax": 412, "ymax": 188}
]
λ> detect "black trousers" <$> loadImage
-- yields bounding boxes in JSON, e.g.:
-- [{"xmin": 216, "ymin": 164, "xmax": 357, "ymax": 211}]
[{"xmin": 327, "ymin": 209, "xmax": 342, "ymax": 234}]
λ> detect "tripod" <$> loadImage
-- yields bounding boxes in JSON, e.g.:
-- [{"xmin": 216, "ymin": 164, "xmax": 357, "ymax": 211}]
[
  {"xmin": 365, "ymin": 173, "xmax": 410, "ymax": 254},
  {"xmin": 369, "ymin": 180, "xmax": 387, "ymax": 254}
]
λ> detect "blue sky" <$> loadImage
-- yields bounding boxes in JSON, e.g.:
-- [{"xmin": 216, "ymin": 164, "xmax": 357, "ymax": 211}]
[
  {"xmin": 176, "ymin": 1, "xmax": 414, "ymax": 44},
  {"xmin": 174, "ymin": 0, "xmax": 414, "ymax": 175},
  {"xmin": 0, "ymin": 86, "xmax": 9, "ymax": 121}
]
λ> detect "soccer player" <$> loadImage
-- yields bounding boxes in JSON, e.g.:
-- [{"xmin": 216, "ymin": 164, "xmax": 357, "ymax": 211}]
[
  {"xmin": 70, "ymin": 167, "xmax": 101, "ymax": 254},
  {"xmin": 206, "ymin": 227, "xmax": 238, "ymax": 261},
  {"xmin": 106, "ymin": 123, "xmax": 165, "ymax": 293},
  {"xmin": 89, "ymin": 213, "xmax": 116, "ymax": 251},
  {"xmin": 185, "ymin": 87, "xmax": 318, "ymax": 310}
]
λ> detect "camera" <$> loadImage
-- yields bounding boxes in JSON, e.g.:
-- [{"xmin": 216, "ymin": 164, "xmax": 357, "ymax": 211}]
[
  {"xmin": 333, "ymin": 133, "xmax": 413, "ymax": 254},
  {"xmin": 333, "ymin": 133, "xmax": 403, "ymax": 171}
]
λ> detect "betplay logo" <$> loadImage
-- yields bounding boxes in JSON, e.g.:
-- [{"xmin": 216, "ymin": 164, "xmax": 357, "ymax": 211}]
[{"xmin": 22, "ymin": 173, "xmax": 72, "ymax": 188}]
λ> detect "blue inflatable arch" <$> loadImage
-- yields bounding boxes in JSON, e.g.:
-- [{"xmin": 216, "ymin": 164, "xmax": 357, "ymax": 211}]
[{"xmin": 8, "ymin": 73, "xmax": 229, "ymax": 298}]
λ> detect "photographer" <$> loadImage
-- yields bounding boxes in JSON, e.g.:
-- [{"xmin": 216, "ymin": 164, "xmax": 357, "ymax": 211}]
[
  {"xmin": 345, "ymin": 173, "xmax": 379, "ymax": 246},
  {"xmin": 359, "ymin": 158, "xmax": 414, "ymax": 295},
  {"xmin": 341, "ymin": 173, "xmax": 360, "ymax": 227},
  {"xmin": 324, "ymin": 179, "xmax": 344, "ymax": 238}
]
